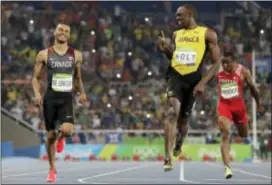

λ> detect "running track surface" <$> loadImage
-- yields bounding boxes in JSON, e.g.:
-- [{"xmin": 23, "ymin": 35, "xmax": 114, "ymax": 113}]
[{"xmin": 2, "ymin": 158, "xmax": 271, "ymax": 184}]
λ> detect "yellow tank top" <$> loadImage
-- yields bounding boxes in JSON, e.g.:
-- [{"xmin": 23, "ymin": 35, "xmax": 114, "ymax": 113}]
[{"xmin": 171, "ymin": 26, "xmax": 207, "ymax": 75}]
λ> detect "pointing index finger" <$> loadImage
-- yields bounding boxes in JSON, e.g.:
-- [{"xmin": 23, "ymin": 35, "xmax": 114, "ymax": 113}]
[{"xmin": 161, "ymin": 31, "xmax": 165, "ymax": 38}]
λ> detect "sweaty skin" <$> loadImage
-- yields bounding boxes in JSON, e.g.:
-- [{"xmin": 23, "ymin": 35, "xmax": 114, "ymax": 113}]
[
  {"xmin": 33, "ymin": 49, "xmax": 87, "ymax": 105},
  {"xmin": 73, "ymin": 50, "xmax": 87, "ymax": 102},
  {"xmin": 32, "ymin": 49, "xmax": 47, "ymax": 107}
]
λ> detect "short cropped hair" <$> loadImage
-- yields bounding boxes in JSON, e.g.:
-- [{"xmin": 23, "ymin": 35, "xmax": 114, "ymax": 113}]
[
  {"xmin": 223, "ymin": 50, "xmax": 237, "ymax": 61},
  {"xmin": 183, "ymin": 4, "xmax": 198, "ymax": 20},
  {"xmin": 56, "ymin": 20, "xmax": 71, "ymax": 28}
]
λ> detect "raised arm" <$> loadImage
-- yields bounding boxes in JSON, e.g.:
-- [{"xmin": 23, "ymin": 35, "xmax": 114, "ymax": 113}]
[{"xmin": 158, "ymin": 31, "xmax": 177, "ymax": 60}]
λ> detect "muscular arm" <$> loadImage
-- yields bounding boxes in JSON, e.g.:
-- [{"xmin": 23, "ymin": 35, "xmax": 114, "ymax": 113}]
[
  {"xmin": 199, "ymin": 29, "xmax": 221, "ymax": 84},
  {"xmin": 161, "ymin": 31, "xmax": 176, "ymax": 60},
  {"xmin": 32, "ymin": 50, "xmax": 46, "ymax": 97},
  {"xmin": 243, "ymin": 68, "xmax": 261, "ymax": 106},
  {"xmin": 74, "ymin": 51, "xmax": 85, "ymax": 95}
]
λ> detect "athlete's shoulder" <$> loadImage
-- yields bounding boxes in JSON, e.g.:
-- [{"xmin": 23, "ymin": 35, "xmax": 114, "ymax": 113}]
[
  {"xmin": 216, "ymin": 67, "xmax": 224, "ymax": 76},
  {"xmin": 196, "ymin": 25, "xmax": 207, "ymax": 30},
  {"xmin": 73, "ymin": 48, "xmax": 82, "ymax": 55},
  {"xmin": 39, "ymin": 48, "xmax": 49, "ymax": 55},
  {"xmin": 198, "ymin": 24, "xmax": 215, "ymax": 32},
  {"xmin": 175, "ymin": 28, "xmax": 187, "ymax": 36},
  {"xmin": 173, "ymin": 29, "xmax": 181, "ymax": 37},
  {"xmin": 204, "ymin": 27, "xmax": 218, "ymax": 43},
  {"xmin": 72, "ymin": 49, "xmax": 83, "ymax": 64},
  {"xmin": 205, "ymin": 26, "xmax": 217, "ymax": 35},
  {"xmin": 175, "ymin": 29, "xmax": 182, "ymax": 33},
  {"xmin": 36, "ymin": 48, "xmax": 48, "ymax": 62},
  {"xmin": 73, "ymin": 49, "xmax": 83, "ymax": 58},
  {"xmin": 65, "ymin": 47, "xmax": 82, "ymax": 59},
  {"xmin": 240, "ymin": 64, "xmax": 250, "ymax": 75}
]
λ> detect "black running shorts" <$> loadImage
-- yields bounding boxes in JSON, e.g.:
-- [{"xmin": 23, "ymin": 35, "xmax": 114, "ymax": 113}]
[
  {"xmin": 166, "ymin": 68, "xmax": 201, "ymax": 117},
  {"xmin": 43, "ymin": 91, "xmax": 74, "ymax": 131}
]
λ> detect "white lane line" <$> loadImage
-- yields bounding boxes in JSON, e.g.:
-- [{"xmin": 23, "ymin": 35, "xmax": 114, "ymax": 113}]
[
  {"xmin": 179, "ymin": 161, "xmax": 185, "ymax": 181},
  {"xmin": 77, "ymin": 163, "xmax": 155, "ymax": 184},
  {"xmin": 2, "ymin": 165, "xmax": 105, "ymax": 178},
  {"xmin": 206, "ymin": 162, "xmax": 271, "ymax": 180},
  {"xmin": 179, "ymin": 162, "xmax": 232, "ymax": 184},
  {"xmin": 2, "ymin": 161, "xmax": 117, "ymax": 178},
  {"xmin": 179, "ymin": 161, "xmax": 204, "ymax": 184}
]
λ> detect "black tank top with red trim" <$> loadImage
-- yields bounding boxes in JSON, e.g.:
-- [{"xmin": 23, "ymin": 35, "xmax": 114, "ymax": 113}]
[{"xmin": 46, "ymin": 47, "xmax": 75, "ymax": 97}]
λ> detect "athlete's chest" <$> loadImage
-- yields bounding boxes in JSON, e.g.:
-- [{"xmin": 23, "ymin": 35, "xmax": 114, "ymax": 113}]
[
  {"xmin": 47, "ymin": 54, "xmax": 75, "ymax": 70},
  {"xmin": 175, "ymin": 31, "xmax": 204, "ymax": 46},
  {"xmin": 217, "ymin": 72, "xmax": 243, "ymax": 85},
  {"xmin": 173, "ymin": 30, "xmax": 206, "ymax": 65},
  {"xmin": 217, "ymin": 72, "xmax": 243, "ymax": 99}
]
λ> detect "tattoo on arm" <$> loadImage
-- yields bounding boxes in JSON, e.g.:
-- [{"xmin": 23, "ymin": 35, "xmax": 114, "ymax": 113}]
[
  {"xmin": 32, "ymin": 51, "xmax": 45, "ymax": 97},
  {"xmin": 244, "ymin": 69, "xmax": 260, "ymax": 106},
  {"xmin": 201, "ymin": 29, "xmax": 221, "ymax": 84}
]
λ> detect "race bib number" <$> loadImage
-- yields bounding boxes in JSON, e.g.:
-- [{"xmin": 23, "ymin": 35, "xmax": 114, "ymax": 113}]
[
  {"xmin": 52, "ymin": 73, "xmax": 73, "ymax": 92},
  {"xmin": 221, "ymin": 83, "xmax": 239, "ymax": 99},
  {"xmin": 175, "ymin": 50, "xmax": 196, "ymax": 65}
]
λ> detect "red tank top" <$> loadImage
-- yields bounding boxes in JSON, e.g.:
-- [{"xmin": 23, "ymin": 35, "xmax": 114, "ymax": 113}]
[{"xmin": 217, "ymin": 64, "xmax": 244, "ymax": 104}]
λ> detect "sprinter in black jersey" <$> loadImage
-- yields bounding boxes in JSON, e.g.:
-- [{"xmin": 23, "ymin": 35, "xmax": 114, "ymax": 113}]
[{"xmin": 32, "ymin": 21, "xmax": 87, "ymax": 182}]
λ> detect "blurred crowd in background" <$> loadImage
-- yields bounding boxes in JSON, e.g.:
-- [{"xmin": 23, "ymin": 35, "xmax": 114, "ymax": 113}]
[{"xmin": 1, "ymin": 2, "xmax": 271, "ymax": 152}]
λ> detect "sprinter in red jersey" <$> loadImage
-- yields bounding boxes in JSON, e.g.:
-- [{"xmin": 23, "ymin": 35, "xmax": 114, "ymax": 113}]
[{"xmin": 216, "ymin": 51, "xmax": 265, "ymax": 179}]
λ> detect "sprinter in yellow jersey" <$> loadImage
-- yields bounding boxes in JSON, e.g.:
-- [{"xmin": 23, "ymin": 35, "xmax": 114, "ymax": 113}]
[{"xmin": 158, "ymin": 4, "xmax": 221, "ymax": 171}]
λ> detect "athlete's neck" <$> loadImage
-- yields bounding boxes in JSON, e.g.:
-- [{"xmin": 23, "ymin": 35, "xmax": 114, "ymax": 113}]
[
  {"xmin": 232, "ymin": 63, "xmax": 238, "ymax": 73},
  {"xmin": 187, "ymin": 20, "xmax": 198, "ymax": 30},
  {"xmin": 53, "ymin": 42, "xmax": 68, "ymax": 53},
  {"xmin": 226, "ymin": 63, "xmax": 238, "ymax": 74}
]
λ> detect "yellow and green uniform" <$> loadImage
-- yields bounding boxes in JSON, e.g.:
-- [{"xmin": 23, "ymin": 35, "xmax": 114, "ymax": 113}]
[
  {"xmin": 166, "ymin": 26, "xmax": 208, "ymax": 117},
  {"xmin": 171, "ymin": 26, "xmax": 207, "ymax": 76}
]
